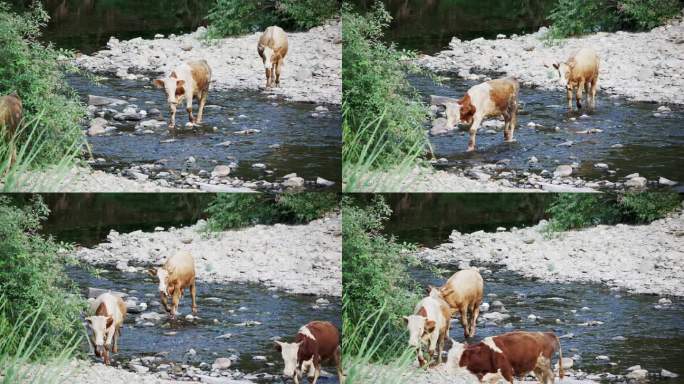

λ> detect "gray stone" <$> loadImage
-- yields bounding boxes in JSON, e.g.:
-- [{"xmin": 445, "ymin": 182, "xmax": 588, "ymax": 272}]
[
  {"xmin": 88, "ymin": 95, "xmax": 127, "ymax": 107},
  {"xmin": 661, "ymin": 369, "xmax": 678, "ymax": 378},
  {"xmin": 283, "ymin": 176, "xmax": 305, "ymax": 188},
  {"xmin": 658, "ymin": 177, "xmax": 677, "ymax": 186},
  {"xmin": 88, "ymin": 118, "xmax": 109, "ymax": 136},
  {"xmin": 625, "ymin": 176, "xmax": 647, "ymax": 189},
  {"xmin": 212, "ymin": 357, "xmax": 232, "ymax": 370},
  {"xmin": 88, "ymin": 287, "xmax": 127, "ymax": 299},
  {"xmin": 316, "ymin": 177, "xmax": 335, "ymax": 187},
  {"xmin": 554, "ymin": 165, "xmax": 573, "ymax": 177},
  {"xmin": 211, "ymin": 165, "xmax": 231, "ymax": 178}
]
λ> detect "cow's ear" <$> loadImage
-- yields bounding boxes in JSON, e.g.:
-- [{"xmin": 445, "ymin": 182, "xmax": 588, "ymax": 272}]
[
  {"xmin": 274, "ymin": 341, "xmax": 282, "ymax": 351},
  {"xmin": 176, "ymin": 79, "xmax": 186, "ymax": 88},
  {"xmin": 426, "ymin": 285, "xmax": 434, "ymax": 294},
  {"xmin": 106, "ymin": 316, "xmax": 114, "ymax": 328},
  {"xmin": 153, "ymin": 79, "xmax": 165, "ymax": 88},
  {"xmin": 425, "ymin": 320, "xmax": 436, "ymax": 332},
  {"xmin": 552, "ymin": 63, "xmax": 559, "ymax": 70},
  {"xmin": 147, "ymin": 268, "xmax": 157, "ymax": 277},
  {"xmin": 402, "ymin": 316, "xmax": 410, "ymax": 325},
  {"xmin": 85, "ymin": 316, "xmax": 93, "ymax": 325}
]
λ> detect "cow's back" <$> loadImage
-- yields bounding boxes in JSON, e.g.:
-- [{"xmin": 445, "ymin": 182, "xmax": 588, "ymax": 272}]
[
  {"xmin": 187, "ymin": 60, "xmax": 211, "ymax": 93},
  {"xmin": 568, "ymin": 48, "xmax": 599, "ymax": 81},
  {"xmin": 165, "ymin": 251, "xmax": 196, "ymax": 285},
  {"xmin": 259, "ymin": 26, "xmax": 288, "ymax": 56},
  {"xmin": 441, "ymin": 269, "xmax": 484, "ymax": 308},
  {"xmin": 305, "ymin": 321, "xmax": 339, "ymax": 358},
  {"xmin": 95, "ymin": 292, "xmax": 126, "ymax": 326},
  {"xmin": 492, "ymin": 331, "xmax": 548, "ymax": 377}
]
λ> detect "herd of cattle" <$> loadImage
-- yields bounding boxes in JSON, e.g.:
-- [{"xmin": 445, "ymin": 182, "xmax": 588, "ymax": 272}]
[
  {"xmin": 405, "ymin": 269, "xmax": 565, "ymax": 383},
  {"xmin": 0, "ymin": 25, "xmax": 290, "ymax": 166},
  {"xmin": 84, "ymin": 251, "xmax": 345, "ymax": 384},
  {"xmin": 441, "ymin": 47, "xmax": 600, "ymax": 151}
]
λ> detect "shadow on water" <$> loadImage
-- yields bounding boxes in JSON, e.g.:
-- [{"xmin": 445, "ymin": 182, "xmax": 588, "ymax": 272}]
[
  {"xmin": 67, "ymin": 74, "xmax": 342, "ymax": 185},
  {"xmin": 410, "ymin": 74, "xmax": 684, "ymax": 186},
  {"xmin": 351, "ymin": 0, "xmax": 556, "ymax": 54},
  {"xmin": 68, "ymin": 266, "xmax": 341, "ymax": 383}
]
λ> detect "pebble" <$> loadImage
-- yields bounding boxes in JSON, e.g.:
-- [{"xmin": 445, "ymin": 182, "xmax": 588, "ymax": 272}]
[
  {"xmin": 251, "ymin": 163, "xmax": 266, "ymax": 169},
  {"xmin": 595, "ymin": 355, "xmax": 610, "ymax": 361}
]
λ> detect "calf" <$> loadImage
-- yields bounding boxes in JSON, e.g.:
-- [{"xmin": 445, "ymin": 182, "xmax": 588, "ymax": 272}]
[
  {"xmin": 153, "ymin": 60, "xmax": 211, "ymax": 128},
  {"xmin": 448, "ymin": 77, "xmax": 519, "ymax": 152},
  {"xmin": 0, "ymin": 93, "xmax": 22, "ymax": 168},
  {"xmin": 550, "ymin": 47, "xmax": 599, "ymax": 110},
  {"xmin": 428, "ymin": 269, "xmax": 484, "ymax": 338},
  {"xmin": 274, "ymin": 321, "xmax": 345, "ymax": 384},
  {"xmin": 85, "ymin": 292, "xmax": 127, "ymax": 365},
  {"xmin": 404, "ymin": 295, "xmax": 451, "ymax": 367},
  {"xmin": 446, "ymin": 331, "xmax": 564, "ymax": 384},
  {"xmin": 258, "ymin": 26, "xmax": 289, "ymax": 88},
  {"xmin": 148, "ymin": 250, "xmax": 197, "ymax": 319}
]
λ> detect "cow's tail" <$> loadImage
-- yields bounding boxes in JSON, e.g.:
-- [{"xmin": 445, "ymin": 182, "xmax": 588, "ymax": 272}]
[{"xmin": 556, "ymin": 335, "xmax": 565, "ymax": 379}]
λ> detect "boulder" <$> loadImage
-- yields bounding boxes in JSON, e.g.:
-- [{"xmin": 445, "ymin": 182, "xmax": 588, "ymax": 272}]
[
  {"xmin": 211, "ymin": 165, "xmax": 231, "ymax": 178},
  {"xmin": 283, "ymin": 176, "xmax": 305, "ymax": 188},
  {"xmin": 554, "ymin": 165, "xmax": 573, "ymax": 177},
  {"xmin": 625, "ymin": 176, "xmax": 647, "ymax": 189},
  {"xmin": 212, "ymin": 357, "xmax": 232, "ymax": 370},
  {"xmin": 88, "ymin": 95, "xmax": 127, "ymax": 107}
]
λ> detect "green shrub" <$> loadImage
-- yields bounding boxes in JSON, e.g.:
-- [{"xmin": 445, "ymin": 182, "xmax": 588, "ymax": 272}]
[
  {"xmin": 342, "ymin": 2, "xmax": 430, "ymax": 190},
  {"xmin": 545, "ymin": 192, "xmax": 681, "ymax": 232},
  {"xmin": 342, "ymin": 196, "xmax": 420, "ymax": 360},
  {"xmin": 204, "ymin": 193, "xmax": 339, "ymax": 231},
  {"xmin": 0, "ymin": 196, "xmax": 84, "ymax": 359},
  {"xmin": 0, "ymin": 2, "xmax": 86, "ymax": 171},
  {"xmin": 206, "ymin": 0, "xmax": 339, "ymax": 38},
  {"xmin": 548, "ymin": 0, "xmax": 681, "ymax": 38}
]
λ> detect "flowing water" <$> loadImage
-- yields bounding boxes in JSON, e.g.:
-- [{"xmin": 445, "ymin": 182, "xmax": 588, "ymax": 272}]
[
  {"xmin": 67, "ymin": 266, "xmax": 342, "ymax": 384},
  {"xmin": 411, "ymin": 74, "xmax": 684, "ymax": 188},
  {"xmin": 67, "ymin": 74, "xmax": 342, "ymax": 186}
]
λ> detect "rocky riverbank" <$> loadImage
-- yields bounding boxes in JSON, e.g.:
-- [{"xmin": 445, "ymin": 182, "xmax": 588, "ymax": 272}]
[
  {"xmin": 418, "ymin": 15, "xmax": 684, "ymax": 105},
  {"xmin": 74, "ymin": 215, "xmax": 342, "ymax": 297},
  {"xmin": 418, "ymin": 209, "xmax": 684, "ymax": 296},
  {"xmin": 75, "ymin": 20, "xmax": 341, "ymax": 105}
]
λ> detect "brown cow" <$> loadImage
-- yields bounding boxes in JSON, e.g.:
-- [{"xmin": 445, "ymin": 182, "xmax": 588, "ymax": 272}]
[
  {"xmin": 446, "ymin": 331, "xmax": 564, "ymax": 384},
  {"xmin": 148, "ymin": 250, "xmax": 197, "ymax": 319},
  {"xmin": 0, "ymin": 93, "xmax": 23, "ymax": 168},
  {"xmin": 448, "ymin": 77, "xmax": 519, "ymax": 152},
  {"xmin": 258, "ymin": 26, "xmax": 289, "ymax": 88},
  {"xmin": 549, "ymin": 47, "xmax": 600, "ymax": 110},
  {"xmin": 153, "ymin": 60, "xmax": 212, "ymax": 128},
  {"xmin": 85, "ymin": 292, "xmax": 127, "ymax": 365},
  {"xmin": 404, "ymin": 295, "xmax": 452, "ymax": 367},
  {"xmin": 274, "ymin": 321, "xmax": 345, "ymax": 384},
  {"xmin": 428, "ymin": 269, "xmax": 484, "ymax": 338}
]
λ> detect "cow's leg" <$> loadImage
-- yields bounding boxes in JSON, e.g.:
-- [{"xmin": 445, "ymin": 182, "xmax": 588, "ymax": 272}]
[
  {"xmin": 196, "ymin": 92, "xmax": 207, "ymax": 124},
  {"xmin": 190, "ymin": 280, "xmax": 198, "ymax": 314},
  {"xmin": 275, "ymin": 60, "xmax": 283, "ymax": 87},
  {"xmin": 502, "ymin": 111, "xmax": 512, "ymax": 142},
  {"xmin": 160, "ymin": 292, "xmax": 171, "ymax": 313},
  {"xmin": 507, "ymin": 103, "xmax": 517, "ymax": 142},
  {"xmin": 437, "ymin": 328, "xmax": 447, "ymax": 364},
  {"xmin": 469, "ymin": 302, "xmax": 481, "ymax": 337},
  {"xmin": 186, "ymin": 92, "xmax": 195, "ymax": 124},
  {"xmin": 590, "ymin": 78, "xmax": 598, "ymax": 109},
  {"xmin": 311, "ymin": 354, "xmax": 321, "ymax": 384},
  {"xmin": 113, "ymin": 328, "xmax": 119, "ymax": 353},
  {"xmin": 575, "ymin": 80, "xmax": 585, "ymax": 109},
  {"xmin": 417, "ymin": 346, "xmax": 426, "ymax": 367},
  {"xmin": 334, "ymin": 346, "xmax": 346, "ymax": 384},
  {"xmin": 466, "ymin": 116, "xmax": 483, "ymax": 152},
  {"xmin": 169, "ymin": 103, "xmax": 177, "ymax": 128},
  {"xmin": 566, "ymin": 87, "xmax": 573, "ymax": 110},
  {"xmin": 459, "ymin": 305, "xmax": 469, "ymax": 338},
  {"xmin": 171, "ymin": 284, "xmax": 182, "ymax": 318}
]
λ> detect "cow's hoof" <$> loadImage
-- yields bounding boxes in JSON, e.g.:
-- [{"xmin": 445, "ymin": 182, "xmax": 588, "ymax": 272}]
[{"xmin": 466, "ymin": 147, "xmax": 476, "ymax": 152}]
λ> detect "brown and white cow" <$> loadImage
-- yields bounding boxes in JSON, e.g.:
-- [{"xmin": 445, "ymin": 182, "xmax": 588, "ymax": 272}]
[
  {"xmin": 447, "ymin": 77, "xmax": 519, "ymax": 152},
  {"xmin": 549, "ymin": 47, "xmax": 600, "ymax": 110},
  {"xmin": 0, "ymin": 93, "xmax": 23, "ymax": 168},
  {"xmin": 274, "ymin": 321, "xmax": 345, "ymax": 384},
  {"xmin": 446, "ymin": 331, "xmax": 564, "ymax": 384},
  {"xmin": 404, "ymin": 295, "xmax": 452, "ymax": 367},
  {"xmin": 258, "ymin": 26, "xmax": 289, "ymax": 88},
  {"xmin": 147, "ymin": 250, "xmax": 197, "ymax": 319},
  {"xmin": 153, "ymin": 60, "xmax": 211, "ymax": 128},
  {"xmin": 428, "ymin": 269, "xmax": 484, "ymax": 338},
  {"xmin": 85, "ymin": 292, "xmax": 127, "ymax": 365}
]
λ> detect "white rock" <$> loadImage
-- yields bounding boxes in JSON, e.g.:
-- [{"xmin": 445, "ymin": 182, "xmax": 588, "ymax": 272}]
[
  {"xmin": 554, "ymin": 165, "xmax": 573, "ymax": 177},
  {"xmin": 283, "ymin": 176, "xmax": 305, "ymax": 188},
  {"xmin": 661, "ymin": 369, "xmax": 678, "ymax": 378},
  {"xmin": 626, "ymin": 369, "xmax": 648, "ymax": 380},
  {"xmin": 595, "ymin": 355, "xmax": 610, "ymax": 361},
  {"xmin": 251, "ymin": 163, "xmax": 266, "ymax": 169},
  {"xmin": 211, "ymin": 165, "xmax": 231, "ymax": 178},
  {"xmin": 625, "ymin": 176, "xmax": 647, "ymax": 188},
  {"xmin": 658, "ymin": 177, "xmax": 677, "ymax": 186},
  {"xmin": 212, "ymin": 357, "xmax": 232, "ymax": 370},
  {"xmin": 316, "ymin": 177, "xmax": 335, "ymax": 187}
]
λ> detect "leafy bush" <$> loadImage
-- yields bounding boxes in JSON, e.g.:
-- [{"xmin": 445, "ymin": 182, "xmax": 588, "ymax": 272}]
[
  {"xmin": 0, "ymin": 196, "xmax": 84, "ymax": 359},
  {"xmin": 206, "ymin": 0, "xmax": 339, "ymax": 38},
  {"xmin": 342, "ymin": 2, "xmax": 430, "ymax": 190},
  {"xmin": 545, "ymin": 192, "xmax": 680, "ymax": 232},
  {"xmin": 342, "ymin": 196, "xmax": 420, "ymax": 359},
  {"xmin": 204, "ymin": 193, "xmax": 339, "ymax": 231},
  {"xmin": 548, "ymin": 0, "xmax": 681, "ymax": 38},
  {"xmin": 0, "ymin": 2, "xmax": 86, "ymax": 171}
]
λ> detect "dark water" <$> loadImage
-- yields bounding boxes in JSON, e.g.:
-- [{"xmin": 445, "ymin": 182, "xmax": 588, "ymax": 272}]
[
  {"xmin": 68, "ymin": 266, "xmax": 341, "ymax": 383},
  {"xmin": 67, "ymin": 74, "xmax": 342, "ymax": 186},
  {"xmin": 411, "ymin": 264, "xmax": 684, "ymax": 382},
  {"xmin": 352, "ymin": 0, "xmax": 555, "ymax": 54},
  {"xmin": 381, "ymin": 193, "xmax": 554, "ymax": 247},
  {"xmin": 9, "ymin": 0, "xmax": 212, "ymax": 54},
  {"xmin": 411, "ymin": 74, "xmax": 684, "ymax": 187}
]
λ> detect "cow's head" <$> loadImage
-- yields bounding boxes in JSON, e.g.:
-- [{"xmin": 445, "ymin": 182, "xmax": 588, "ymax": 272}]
[
  {"xmin": 446, "ymin": 338, "xmax": 466, "ymax": 375},
  {"xmin": 426, "ymin": 285, "xmax": 443, "ymax": 299},
  {"xmin": 403, "ymin": 314, "xmax": 436, "ymax": 348},
  {"xmin": 274, "ymin": 340, "xmax": 304, "ymax": 378},
  {"xmin": 153, "ymin": 76, "xmax": 186, "ymax": 106},
  {"xmin": 551, "ymin": 62, "xmax": 573, "ymax": 87},
  {"xmin": 85, "ymin": 315, "xmax": 113, "ymax": 357},
  {"xmin": 457, "ymin": 94, "xmax": 476, "ymax": 125},
  {"xmin": 148, "ymin": 267, "xmax": 170, "ymax": 296}
]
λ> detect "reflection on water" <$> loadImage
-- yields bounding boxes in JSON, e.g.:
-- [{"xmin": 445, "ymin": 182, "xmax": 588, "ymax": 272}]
[{"xmin": 351, "ymin": 0, "xmax": 555, "ymax": 54}]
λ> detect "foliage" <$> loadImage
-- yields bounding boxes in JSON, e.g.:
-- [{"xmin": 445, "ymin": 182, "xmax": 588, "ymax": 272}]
[
  {"xmin": 548, "ymin": 0, "xmax": 681, "ymax": 38},
  {"xmin": 0, "ymin": 2, "xmax": 86, "ymax": 173},
  {"xmin": 545, "ymin": 192, "xmax": 681, "ymax": 232},
  {"xmin": 342, "ymin": 196, "xmax": 420, "ymax": 359},
  {"xmin": 0, "ymin": 196, "xmax": 84, "ymax": 360},
  {"xmin": 342, "ymin": 2, "xmax": 430, "ymax": 189},
  {"xmin": 204, "ymin": 193, "xmax": 339, "ymax": 231},
  {"xmin": 205, "ymin": 0, "xmax": 339, "ymax": 38}
]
